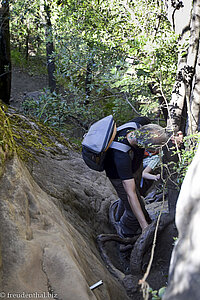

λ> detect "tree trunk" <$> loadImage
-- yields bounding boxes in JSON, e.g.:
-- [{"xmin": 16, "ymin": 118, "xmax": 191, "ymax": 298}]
[
  {"xmin": 189, "ymin": 4, "xmax": 200, "ymax": 133},
  {"xmin": 45, "ymin": 4, "xmax": 57, "ymax": 93},
  {"xmin": 164, "ymin": 0, "xmax": 193, "ymax": 132},
  {"xmin": 25, "ymin": 29, "xmax": 30, "ymax": 61},
  {"xmin": 162, "ymin": 0, "xmax": 200, "ymax": 217},
  {"xmin": 162, "ymin": 4, "xmax": 200, "ymax": 298},
  {"xmin": 190, "ymin": 47, "xmax": 200, "ymax": 132},
  {"xmin": 85, "ymin": 57, "xmax": 94, "ymax": 104},
  {"xmin": 40, "ymin": 0, "xmax": 57, "ymax": 93},
  {"xmin": 148, "ymin": 82, "xmax": 168, "ymax": 122},
  {"xmin": 0, "ymin": 0, "xmax": 11, "ymax": 105},
  {"xmin": 185, "ymin": 0, "xmax": 200, "ymax": 135},
  {"xmin": 163, "ymin": 142, "xmax": 180, "ymax": 217},
  {"xmin": 164, "ymin": 0, "xmax": 200, "ymax": 134}
]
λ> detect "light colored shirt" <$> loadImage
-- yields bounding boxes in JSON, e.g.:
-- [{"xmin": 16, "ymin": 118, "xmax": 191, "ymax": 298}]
[{"xmin": 143, "ymin": 154, "xmax": 160, "ymax": 170}]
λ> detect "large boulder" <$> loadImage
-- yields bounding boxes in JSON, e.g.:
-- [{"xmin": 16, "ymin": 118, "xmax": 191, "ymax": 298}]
[
  {"xmin": 0, "ymin": 108, "xmax": 129, "ymax": 300},
  {"xmin": 163, "ymin": 143, "xmax": 200, "ymax": 300}
]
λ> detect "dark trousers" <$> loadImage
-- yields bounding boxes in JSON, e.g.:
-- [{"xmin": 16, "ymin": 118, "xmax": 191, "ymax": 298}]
[{"xmin": 109, "ymin": 170, "xmax": 151, "ymax": 236}]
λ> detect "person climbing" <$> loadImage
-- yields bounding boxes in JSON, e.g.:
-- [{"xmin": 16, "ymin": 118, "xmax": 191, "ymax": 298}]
[
  {"xmin": 139, "ymin": 149, "xmax": 162, "ymax": 197},
  {"xmin": 105, "ymin": 121, "xmax": 169, "ymax": 238}
]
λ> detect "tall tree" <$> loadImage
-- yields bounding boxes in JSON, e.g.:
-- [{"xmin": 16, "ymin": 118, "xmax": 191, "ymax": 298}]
[
  {"xmin": 0, "ymin": 0, "xmax": 11, "ymax": 105},
  {"xmin": 161, "ymin": 0, "xmax": 200, "ymax": 217},
  {"xmin": 40, "ymin": 0, "xmax": 57, "ymax": 93},
  {"xmin": 164, "ymin": 0, "xmax": 200, "ymax": 134}
]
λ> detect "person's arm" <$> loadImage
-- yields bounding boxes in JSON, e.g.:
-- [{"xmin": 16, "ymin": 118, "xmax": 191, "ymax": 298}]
[
  {"xmin": 122, "ymin": 178, "xmax": 148, "ymax": 231},
  {"xmin": 142, "ymin": 165, "xmax": 160, "ymax": 181}
]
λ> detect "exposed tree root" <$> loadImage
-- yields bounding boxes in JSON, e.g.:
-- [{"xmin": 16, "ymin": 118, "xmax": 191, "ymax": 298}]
[
  {"xmin": 109, "ymin": 199, "xmax": 119, "ymax": 228},
  {"xmin": 96, "ymin": 233, "xmax": 138, "ymax": 284},
  {"xmin": 120, "ymin": 244, "xmax": 134, "ymax": 253},
  {"xmin": 97, "ymin": 233, "xmax": 138, "ymax": 244},
  {"xmin": 99, "ymin": 198, "xmax": 175, "ymax": 295},
  {"xmin": 145, "ymin": 192, "xmax": 166, "ymax": 204},
  {"xmin": 145, "ymin": 186, "xmax": 167, "ymax": 204},
  {"xmin": 130, "ymin": 213, "xmax": 174, "ymax": 274},
  {"xmin": 97, "ymin": 212, "xmax": 175, "ymax": 295}
]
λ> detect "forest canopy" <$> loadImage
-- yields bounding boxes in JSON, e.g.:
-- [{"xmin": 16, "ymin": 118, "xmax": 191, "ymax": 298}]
[
  {"xmin": 1, "ymin": 0, "xmax": 200, "ymax": 186},
  {"xmin": 7, "ymin": 0, "xmax": 178, "ymax": 125}
]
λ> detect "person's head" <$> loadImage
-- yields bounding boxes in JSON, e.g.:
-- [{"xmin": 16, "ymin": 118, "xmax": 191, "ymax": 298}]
[{"xmin": 133, "ymin": 124, "xmax": 168, "ymax": 150}]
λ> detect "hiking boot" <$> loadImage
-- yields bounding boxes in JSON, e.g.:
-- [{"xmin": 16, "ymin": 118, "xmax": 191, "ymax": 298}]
[{"xmin": 109, "ymin": 200, "xmax": 141, "ymax": 238}]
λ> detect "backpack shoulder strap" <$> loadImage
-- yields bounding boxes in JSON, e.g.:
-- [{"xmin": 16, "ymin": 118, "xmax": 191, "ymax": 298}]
[
  {"xmin": 109, "ymin": 141, "xmax": 131, "ymax": 152},
  {"xmin": 116, "ymin": 121, "xmax": 140, "ymax": 132},
  {"xmin": 109, "ymin": 121, "xmax": 140, "ymax": 152}
]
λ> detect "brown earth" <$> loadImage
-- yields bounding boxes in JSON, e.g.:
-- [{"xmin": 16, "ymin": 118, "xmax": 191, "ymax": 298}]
[{"xmin": 10, "ymin": 67, "xmax": 48, "ymax": 109}]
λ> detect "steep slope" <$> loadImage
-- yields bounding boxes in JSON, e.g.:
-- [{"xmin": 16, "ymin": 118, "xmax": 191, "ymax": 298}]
[{"xmin": 0, "ymin": 108, "xmax": 128, "ymax": 300}]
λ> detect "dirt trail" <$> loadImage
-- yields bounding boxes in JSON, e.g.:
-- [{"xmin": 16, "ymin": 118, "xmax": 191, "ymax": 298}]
[{"xmin": 10, "ymin": 67, "xmax": 48, "ymax": 109}]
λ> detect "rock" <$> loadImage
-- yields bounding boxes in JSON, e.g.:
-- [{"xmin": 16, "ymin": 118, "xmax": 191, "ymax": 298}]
[
  {"xmin": 26, "ymin": 150, "xmax": 116, "ymax": 237},
  {"xmin": 0, "ymin": 154, "xmax": 128, "ymax": 300},
  {"xmin": 23, "ymin": 91, "xmax": 45, "ymax": 101},
  {"xmin": 163, "ymin": 143, "xmax": 200, "ymax": 300}
]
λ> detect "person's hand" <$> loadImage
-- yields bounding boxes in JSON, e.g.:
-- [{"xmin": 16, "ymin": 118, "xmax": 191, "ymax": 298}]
[
  {"xmin": 154, "ymin": 174, "xmax": 160, "ymax": 181},
  {"xmin": 171, "ymin": 131, "xmax": 183, "ymax": 146}
]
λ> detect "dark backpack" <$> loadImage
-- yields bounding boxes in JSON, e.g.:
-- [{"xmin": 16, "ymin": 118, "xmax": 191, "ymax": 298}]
[{"xmin": 81, "ymin": 115, "xmax": 139, "ymax": 171}]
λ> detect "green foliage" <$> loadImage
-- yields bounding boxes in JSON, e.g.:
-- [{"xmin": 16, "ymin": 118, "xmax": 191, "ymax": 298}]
[
  {"xmin": 21, "ymin": 88, "xmax": 111, "ymax": 134},
  {"xmin": 11, "ymin": 49, "xmax": 26, "ymax": 67},
  {"xmin": 11, "ymin": 49, "xmax": 46, "ymax": 75},
  {"xmin": 0, "ymin": 103, "xmax": 16, "ymax": 164},
  {"xmin": 10, "ymin": 0, "xmax": 178, "ymax": 127},
  {"xmin": 173, "ymin": 236, "xmax": 178, "ymax": 245},
  {"xmin": 54, "ymin": 0, "xmax": 178, "ymax": 123},
  {"xmin": 10, "ymin": 0, "xmax": 45, "ymax": 56},
  {"xmin": 22, "ymin": 90, "xmax": 67, "ymax": 129},
  {"xmin": 149, "ymin": 286, "xmax": 166, "ymax": 300},
  {"xmin": 175, "ymin": 133, "xmax": 200, "ymax": 185}
]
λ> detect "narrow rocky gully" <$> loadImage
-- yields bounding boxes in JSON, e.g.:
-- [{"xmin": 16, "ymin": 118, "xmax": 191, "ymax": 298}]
[{"xmin": 3, "ymin": 67, "xmax": 176, "ymax": 300}]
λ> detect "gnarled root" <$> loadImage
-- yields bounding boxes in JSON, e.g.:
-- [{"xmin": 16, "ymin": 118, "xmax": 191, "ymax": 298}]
[
  {"xmin": 130, "ymin": 213, "xmax": 174, "ymax": 274},
  {"xmin": 97, "ymin": 213, "xmax": 175, "ymax": 295},
  {"xmin": 96, "ymin": 233, "xmax": 138, "ymax": 285},
  {"xmin": 109, "ymin": 199, "xmax": 119, "ymax": 227}
]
